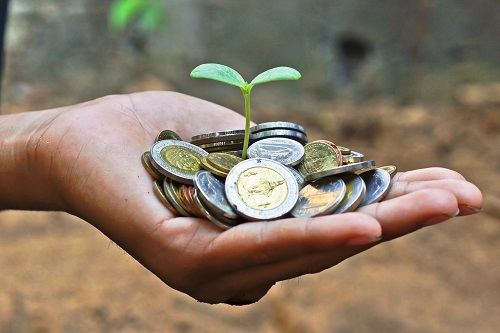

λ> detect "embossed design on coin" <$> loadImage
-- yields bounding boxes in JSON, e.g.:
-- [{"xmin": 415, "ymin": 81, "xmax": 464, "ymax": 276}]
[
  {"xmin": 290, "ymin": 176, "xmax": 346, "ymax": 217},
  {"xmin": 247, "ymin": 138, "xmax": 305, "ymax": 166},
  {"xmin": 358, "ymin": 169, "xmax": 391, "ymax": 207},
  {"xmin": 206, "ymin": 153, "xmax": 244, "ymax": 173},
  {"xmin": 225, "ymin": 158, "xmax": 299, "ymax": 220},
  {"xmin": 150, "ymin": 140, "xmax": 208, "ymax": 184},
  {"xmin": 332, "ymin": 174, "xmax": 366, "ymax": 214},
  {"xmin": 297, "ymin": 141, "xmax": 340, "ymax": 177}
]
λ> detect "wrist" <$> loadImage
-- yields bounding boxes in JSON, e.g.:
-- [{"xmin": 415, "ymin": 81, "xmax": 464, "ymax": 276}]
[{"xmin": 0, "ymin": 109, "xmax": 66, "ymax": 211}]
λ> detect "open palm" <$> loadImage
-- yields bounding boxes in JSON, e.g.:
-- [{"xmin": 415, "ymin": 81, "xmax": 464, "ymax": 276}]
[{"xmin": 31, "ymin": 91, "xmax": 483, "ymax": 304}]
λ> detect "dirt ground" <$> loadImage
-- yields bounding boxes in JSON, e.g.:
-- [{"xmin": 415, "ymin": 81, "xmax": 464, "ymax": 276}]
[{"xmin": 0, "ymin": 91, "xmax": 499, "ymax": 332}]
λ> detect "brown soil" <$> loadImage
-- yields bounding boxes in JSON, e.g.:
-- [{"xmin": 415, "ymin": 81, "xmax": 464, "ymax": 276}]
[{"xmin": 1, "ymin": 95, "xmax": 499, "ymax": 333}]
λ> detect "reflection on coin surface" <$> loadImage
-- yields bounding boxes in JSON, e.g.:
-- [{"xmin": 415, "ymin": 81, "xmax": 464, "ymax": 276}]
[
  {"xmin": 250, "ymin": 121, "xmax": 307, "ymax": 135},
  {"xmin": 286, "ymin": 166, "xmax": 307, "ymax": 190},
  {"xmin": 207, "ymin": 153, "xmax": 244, "ymax": 173},
  {"xmin": 247, "ymin": 138, "xmax": 305, "ymax": 166},
  {"xmin": 194, "ymin": 170, "xmax": 239, "ymax": 220},
  {"xmin": 290, "ymin": 176, "xmax": 346, "ymax": 217},
  {"xmin": 155, "ymin": 129, "xmax": 182, "ymax": 142},
  {"xmin": 225, "ymin": 158, "xmax": 299, "ymax": 220},
  {"xmin": 150, "ymin": 140, "xmax": 208, "ymax": 184},
  {"xmin": 358, "ymin": 169, "xmax": 391, "ymax": 207},
  {"xmin": 332, "ymin": 174, "xmax": 366, "ymax": 214},
  {"xmin": 297, "ymin": 141, "xmax": 340, "ymax": 177},
  {"xmin": 141, "ymin": 151, "xmax": 164, "ymax": 180},
  {"xmin": 304, "ymin": 160, "xmax": 376, "ymax": 182}
]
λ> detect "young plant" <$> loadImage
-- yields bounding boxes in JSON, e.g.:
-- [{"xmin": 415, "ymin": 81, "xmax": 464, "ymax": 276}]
[{"xmin": 190, "ymin": 63, "xmax": 301, "ymax": 159}]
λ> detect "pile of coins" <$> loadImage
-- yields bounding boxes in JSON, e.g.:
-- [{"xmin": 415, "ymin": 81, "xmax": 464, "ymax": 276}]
[{"xmin": 142, "ymin": 122, "xmax": 396, "ymax": 230}]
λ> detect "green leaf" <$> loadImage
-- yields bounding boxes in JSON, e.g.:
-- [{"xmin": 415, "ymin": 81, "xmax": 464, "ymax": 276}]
[
  {"xmin": 190, "ymin": 63, "xmax": 246, "ymax": 89},
  {"xmin": 249, "ymin": 66, "xmax": 301, "ymax": 86},
  {"xmin": 109, "ymin": 0, "xmax": 146, "ymax": 31}
]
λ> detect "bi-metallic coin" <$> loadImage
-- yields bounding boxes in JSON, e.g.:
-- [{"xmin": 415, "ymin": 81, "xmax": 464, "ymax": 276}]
[
  {"xmin": 150, "ymin": 140, "xmax": 208, "ymax": 185},
  {"xmin": 225, "ymin": 158, "xmax": 299, "ymax": 221}
]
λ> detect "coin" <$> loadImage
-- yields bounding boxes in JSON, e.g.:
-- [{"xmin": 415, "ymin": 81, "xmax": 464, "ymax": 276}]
[
  {"xmin": 304, "ymin": 160, "xmax": 376, "ymax": 182},
  {"xmin": 193, "ymin": 190, "xmax": 241, "ymax": 230},
  {"xmin": 141, "ymin": 151, "xmax": 164, "ymax": 180},
  {"xmin": 155, "ymin": 129, "xmax": 182, "ymax": 142},
  {"xmin": 150, "ymin": 140, "xmax": 208, "ymax": 184},
  {"xmin": 247, "ymin": 137, "xmax": 305, "ymax": 166},
  {"xmin": 206, "ymin": 153, "xmax": 244, "ymax": 173},
  {"xmin": 180, "ymin": 184, "xmax": 205, "ymax": 218},
  {"xmin": 200, "ymin": 156, "xmax": 228, "ymax": 177},
  {"xmin": 250, "ymin": 129, "xmax": 308, "ymax": 145},
  {"xmin": 250, "ymin": 121, "xmax": 307, "ymax": 135},
  {"xmin": 315, "ymin": 140, "xmax": 343, "ymax": 166},
  {"xmin": 297, "ymin": 141, "xmax": 341, "ymax": 177},
  {"xmin": 286, "ymin": 166, "xmax": 307, "ymax": 190},
  {"xmin": 225, "ymin": 158, "xmax": 299, "ymax": 220},
  {"xmin": 290, "ymin": 176, "xmax": 346, "ymax": 217},
  {"xmin": 153, "ymin": 180, "xmax": 177, "ymax": 215},
  {"xmin": 342, "ymin": 151, "xmax": 364, "ymax": 164},
  {"xmin": 163, "ymin": 178, "xmax": 193, "ymax": 217},
  {"xmin": 194, "ymin": 170, "xmax": 240, "ymax": 220},
  {"xmin": 191, "ymin": 129, "xmax": 245, "ymax": 144},
  {"xmin": 379, "ymin": 165, "xmax": 397, "ymax": 177},
  {"xmin": 358, "ymin": 168, "xmax": 391, "ymax": 207},
  {"xmin": 332, "ymin": 174, "xmax": 366, "ymax": 214},
  {"xmin": 338, "ymin": 146, "xmax": 351, "ymax": 155}
]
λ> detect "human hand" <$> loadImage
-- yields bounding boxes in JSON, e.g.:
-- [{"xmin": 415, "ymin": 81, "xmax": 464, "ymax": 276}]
[{"xmin": 3, "ymin": 91, "xmax": 483, "ymax": 305}]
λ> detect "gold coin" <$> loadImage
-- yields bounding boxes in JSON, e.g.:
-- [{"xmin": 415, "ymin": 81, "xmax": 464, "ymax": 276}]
[
  {"xmin": 236, "ymin": 166, "xmax": 288, "ymax": 211},
  {"xmin": 297, "ymin": 141, "xmax": 340, "ymax": 176},
  {"xmin": 141, "ymin": 152, "xmax": 164, "ymax": 180},
  {"xmin": 200, "ymin": 156, "xmax": 228, "ymax": 177},
  {"xmin": 337, "ymin": 146, "xmax": 351, "ymax": 155},
  {"xmin": 207, "ymin": 153, "xmax": 244, "ymax": 173},
  {"xmin": 315, "ymin": 140, "xmax": 343, "ymax": 166},
  {"xmin": 153, "ymin": 180, "xmax": 177, "ymax": 215},
  {"xmin": 155, "ymin": 130, "xmax": 182, "ymax": 142},
  {"xmin": 379, "ymin": 165, "xmax": 397, "ymax": 177}
]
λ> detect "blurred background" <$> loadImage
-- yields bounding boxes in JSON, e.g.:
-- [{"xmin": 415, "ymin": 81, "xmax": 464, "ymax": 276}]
[{"xmin": 0, "ymin": 0, "xmax": 499, "ymax": 332}]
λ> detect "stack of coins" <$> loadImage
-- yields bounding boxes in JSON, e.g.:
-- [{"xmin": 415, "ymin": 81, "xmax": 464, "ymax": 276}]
[{"xmin": 142, "ymin": 121, "xmax": 396, "ymax": 229}]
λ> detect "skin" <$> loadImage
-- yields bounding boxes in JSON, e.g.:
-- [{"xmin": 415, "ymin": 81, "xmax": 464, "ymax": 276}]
[{"xmin": 0, "ymin": 91, "xmax": 483, "ymax": 305}]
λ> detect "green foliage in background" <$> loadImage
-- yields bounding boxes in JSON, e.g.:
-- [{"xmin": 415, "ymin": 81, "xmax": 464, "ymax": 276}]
[{"xmin": 109, "ymin": 0, "xmax": 183, "ymax": 32}]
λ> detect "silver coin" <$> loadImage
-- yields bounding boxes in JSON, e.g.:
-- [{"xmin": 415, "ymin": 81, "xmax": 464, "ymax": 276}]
[
  {"xmin": 286, "ymin": 166, "xmax": 307, "ymax": 190},
  {"xmin": 150, "ymin": 140, "xmax": 208, "ymax": 184},
  {"xmin": 251, "ymin": 121, "xmax": 307, "ymax": 135},
  {"xmin": 225, "ymin": 158, "xmax": 299, "ymax": 221},
  {"xmin": 191, "ymin": 129, "xmax": 245, "ymax": 143},
  {"xmin": 197, "ymin": 140, "xmax": 245, "ymax": 150},
  {"xmin": 304, "ymin": 160, "xmax": 376, "ymax": 182},
  {"xmin": 250, "ymin": 129, "xmax": 308, "ymax": 145},
  {"xmin": 224, "ymin": 150, "xmax": 244, "ymax": 157},
  {"xmin": 358, "ymin": 169, "xmax": 391, "ymax": 207},
  {"xmin": 193, "ymin": 190, "xmax": 241, "ymax": 230},
  {"xmin": 332, "ymin": 173, "xmax": 366, "ymax": 214},
  {"xmin": 290, "ymin": 176, "xmax": 346, "ymax": 217},
  {"xmin": 247, "ymin": 138, "xmax": 305, "ymax": 166},
  {"xmin": 194, "ymin": 170, "xmax": 239, "ymax": 220}
]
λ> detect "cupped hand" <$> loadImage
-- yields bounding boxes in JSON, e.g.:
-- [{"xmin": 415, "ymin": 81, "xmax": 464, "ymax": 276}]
[{"xmin": 31, "ymin": 91, "xmax": 483, "ymax": 305}]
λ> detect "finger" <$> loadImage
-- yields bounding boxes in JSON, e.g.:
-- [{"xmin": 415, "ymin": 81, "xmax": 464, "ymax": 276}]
[
  {"xmin": 393, "ymin": 167, "xmax": 466, "ymax": 182},
  {"xmin": 387, "ymin": 173, "xmax": 483, "ymax": 215},
  {"xmin": 201, "ymin": 213, "xmax": 382, "ymax": 274}
]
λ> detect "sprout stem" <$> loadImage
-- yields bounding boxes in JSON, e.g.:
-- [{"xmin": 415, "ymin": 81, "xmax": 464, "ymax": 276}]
[{"xmin": 242, "ymin": 91, "xmax": 251, "ymax": 159}]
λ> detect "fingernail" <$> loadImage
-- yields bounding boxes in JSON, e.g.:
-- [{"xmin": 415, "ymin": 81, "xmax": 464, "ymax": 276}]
[
  {"xmin": 458, "ymin": 204, "xmax": 483, "ymax": 216},
  {"xmin": 345, "ymin": 235, "xmax": 382, "ymax": 246},
  {"xmin": 421, "ymin": 208, "xmax": 460, "ymax": 228}
]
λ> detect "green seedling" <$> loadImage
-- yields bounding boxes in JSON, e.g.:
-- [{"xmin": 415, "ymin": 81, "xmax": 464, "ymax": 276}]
[{"xmin": 190, "ymin": 63, "xmax": 301, "ymax": 159}]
